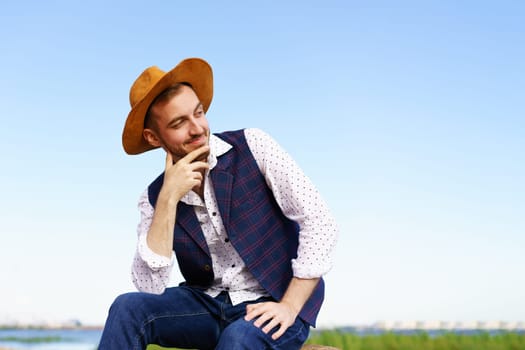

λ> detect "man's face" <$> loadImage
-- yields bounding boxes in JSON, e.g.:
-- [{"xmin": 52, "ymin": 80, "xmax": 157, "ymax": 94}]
[{"xmin": 145, "ymin": 85, "xmax": 210, "ymax": 163}]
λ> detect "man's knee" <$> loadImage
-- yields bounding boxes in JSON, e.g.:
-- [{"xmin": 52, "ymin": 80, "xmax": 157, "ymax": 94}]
[
  {"xmin": 219, "ymin": 319, "xmax": 264, "ymax": 347},
  {"xmin": 108, "ymin": 292, "xmax": 148, "ymax": 319}
]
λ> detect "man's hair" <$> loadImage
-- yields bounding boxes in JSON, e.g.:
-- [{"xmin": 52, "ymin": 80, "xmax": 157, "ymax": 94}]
[{"xmin": 143, "ymin": 82, "xmax": 194, "ymax": 131}]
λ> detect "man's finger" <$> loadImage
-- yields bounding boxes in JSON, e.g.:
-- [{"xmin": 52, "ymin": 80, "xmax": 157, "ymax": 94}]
[
  {"xmin": 271, "ymin": 325, "xmax": 286, "ymax": 340},
  {"xmin": 165, "ymin": 151, "xmax": 174, "ymax": 169},
  {"xmin": 188, "ymin": 161, "xmax": 210, "ymax": 172},
  {"xmin": 245, "ymin": 302, "xmax": 266, "ymax": 321},
  {"xmin": 253, "ymin": 311, "xmax": 272, "ymax": 328},
  {"xmin": 182, "ymin": 145, "xmax": 210, "ymax": 164},
  {"xmin": 262, "ymin": 318, "xmax": 280, "ymax": 334}
]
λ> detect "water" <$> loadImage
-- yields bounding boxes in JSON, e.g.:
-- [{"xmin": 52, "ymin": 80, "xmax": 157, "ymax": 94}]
[{"xmin": 0, "ymin": 328, "xmax": 102, "ymax": 350}]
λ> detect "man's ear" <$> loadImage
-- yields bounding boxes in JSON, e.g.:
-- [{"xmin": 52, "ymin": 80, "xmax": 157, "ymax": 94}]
[{"xmin": 143, "ymin": 128, "xmax": 161, "ymax": 147}]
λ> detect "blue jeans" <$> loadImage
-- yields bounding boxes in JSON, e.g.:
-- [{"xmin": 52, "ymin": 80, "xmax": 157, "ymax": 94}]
[{"xmin": 98, "ymin": 286, "xmax": 309, "ymax": 349}]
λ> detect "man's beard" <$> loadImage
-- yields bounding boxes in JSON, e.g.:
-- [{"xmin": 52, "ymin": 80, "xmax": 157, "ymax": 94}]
[{"xmin": 166, "ymin": 132, "xmax": 210, "ymax": 163}]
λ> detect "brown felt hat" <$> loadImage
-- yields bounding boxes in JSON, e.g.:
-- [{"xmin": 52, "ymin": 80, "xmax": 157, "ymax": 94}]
[{"xmin": 122, "ymin": 58, "xmax": 213, "ymax": 154}]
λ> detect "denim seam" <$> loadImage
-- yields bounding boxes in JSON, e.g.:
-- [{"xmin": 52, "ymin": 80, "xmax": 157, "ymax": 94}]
[
  {"xmin": 134, "ymin": 311, "xmax": 211, "ymax": 350},
  {"xmin": 270, "ymin": 321, "xmax": 307, "ymax": 349}
]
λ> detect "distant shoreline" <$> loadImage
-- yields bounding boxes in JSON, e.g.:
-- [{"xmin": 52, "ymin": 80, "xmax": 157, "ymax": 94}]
[{"xmin": 0, "ymin": 325, "xmax": 103, "ymax": 331}]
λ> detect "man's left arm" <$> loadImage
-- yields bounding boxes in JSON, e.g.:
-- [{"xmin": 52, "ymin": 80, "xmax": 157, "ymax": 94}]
[
  {"xmin": 243, "ymin": 128, "xmax": 338, "ymax": 339},
  {"xmin": 245, "ymin": 277, "xmax": 319, "ymax": 339}
]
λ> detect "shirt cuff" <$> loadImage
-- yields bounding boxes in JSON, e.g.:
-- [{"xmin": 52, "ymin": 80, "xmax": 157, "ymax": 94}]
[
  {"xmin": 291, "ymin": 257, "xmax": 332, "ymax": 279},
  {"xmin": 137, "ymin": 233, "xmax": 175, "ymax": 270}
]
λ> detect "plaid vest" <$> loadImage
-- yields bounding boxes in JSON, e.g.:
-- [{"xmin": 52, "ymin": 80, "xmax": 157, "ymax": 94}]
[{"xmin": 147, "ymin": 129, "xmax": 324, "ymax": 326}]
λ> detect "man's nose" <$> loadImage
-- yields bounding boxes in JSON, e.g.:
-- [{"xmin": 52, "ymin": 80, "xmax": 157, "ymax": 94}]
[{"xmin": 188, "ymin": 117, "xmax": 204, "ymax": 134}]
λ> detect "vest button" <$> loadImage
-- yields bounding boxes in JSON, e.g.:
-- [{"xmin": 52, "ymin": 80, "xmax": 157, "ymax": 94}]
[{"xmin": 203, "ymin": 264, "xmax": 211, "ymax": 272}]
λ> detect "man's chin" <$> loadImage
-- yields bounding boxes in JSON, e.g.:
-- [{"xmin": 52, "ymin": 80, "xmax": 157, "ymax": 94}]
[{"xmin": 188, "ymin": 139, "xmax": 210, "ymax": 162}]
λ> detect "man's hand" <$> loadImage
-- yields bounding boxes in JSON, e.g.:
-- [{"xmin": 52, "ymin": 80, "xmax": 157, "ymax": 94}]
[
  {"xmin": 161, "ymin": 145, "xmax": 210, "ymax": 201},
  {"xmin": 146, "ymin": 145, "xmax": 210, "ymax": 258},
  {"xmin": 244, "ymin": 301, "xmax": 299, "ymax": 340},
  {"xmin": 244, "ymin": 277, "xmax": 319, "ymax": 340}
]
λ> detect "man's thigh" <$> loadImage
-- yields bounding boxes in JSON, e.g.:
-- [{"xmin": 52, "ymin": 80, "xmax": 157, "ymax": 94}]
[{"xmin": 134, "ymin": 286, "xmax": 222, "ymax": 349}]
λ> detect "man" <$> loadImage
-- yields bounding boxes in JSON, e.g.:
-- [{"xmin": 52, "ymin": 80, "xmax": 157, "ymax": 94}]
[{"xmin": 99, "ymin": 58, "xmax": 338, "ymax": 350}]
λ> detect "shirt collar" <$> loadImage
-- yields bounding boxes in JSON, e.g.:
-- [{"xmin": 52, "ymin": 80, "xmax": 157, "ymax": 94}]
[{"xmin": 207, "ymin": 133, "xmax": 233, "ymax": 170}]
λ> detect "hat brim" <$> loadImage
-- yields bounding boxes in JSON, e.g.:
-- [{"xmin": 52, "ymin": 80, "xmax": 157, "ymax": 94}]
[{"xmin": 122, "ymin": 58, "xmax": 213, "ymax": 155}]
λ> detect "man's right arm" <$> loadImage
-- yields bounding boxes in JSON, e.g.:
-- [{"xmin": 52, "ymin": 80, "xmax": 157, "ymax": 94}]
[
  {"xmin": 131, "ymin": 191, "xmax": 174, "ymax": 294},
  {"xmin": 131, "ymin": 146, "xmax": 210, "ymax": 294}
]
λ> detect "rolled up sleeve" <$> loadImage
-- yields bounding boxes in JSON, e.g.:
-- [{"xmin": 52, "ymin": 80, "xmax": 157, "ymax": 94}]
[{"xmin": 131, "ymin": 190, "xmax": 175, "ymax": 294}]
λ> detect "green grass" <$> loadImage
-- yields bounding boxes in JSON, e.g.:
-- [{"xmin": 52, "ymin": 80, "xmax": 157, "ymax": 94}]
[
  {"xmin": 306, "ymin": 331, "xmax": 525, "ymax": 350},
  {"xmin": 0, "ymin": 335, "xmax": 64, "ymax": 343},
  {"xmin": 146, "ymin": 331, "xmax": 525, "ymax": 350}
]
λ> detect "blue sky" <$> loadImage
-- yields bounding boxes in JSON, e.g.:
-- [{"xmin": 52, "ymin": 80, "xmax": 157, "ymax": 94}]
[{"xmin": 1, "ymin": 1, "xmax": 523, "ymax": 327}]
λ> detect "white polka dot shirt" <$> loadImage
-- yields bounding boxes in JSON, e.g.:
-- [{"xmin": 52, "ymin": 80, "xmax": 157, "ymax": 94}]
[{"xmin": 132, "ymin": 128, "xmax": 338, "ymax": 303}]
